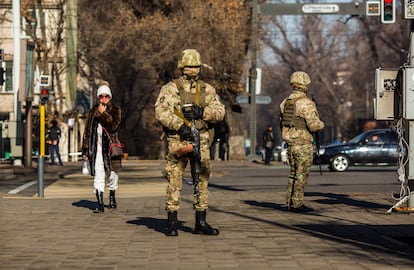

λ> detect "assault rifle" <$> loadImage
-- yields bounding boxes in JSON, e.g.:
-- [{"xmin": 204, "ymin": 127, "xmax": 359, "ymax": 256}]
[
  {"xmin": 182, "ymin": 104, "xmax": 201, "ymax": 201},
  {"xmin": 311, "ymin": 94, "xmax": 322, "ymax": 176},
  {"xmin": 190, "ymin": 119, "xmax": 201, "ymax": 199}
]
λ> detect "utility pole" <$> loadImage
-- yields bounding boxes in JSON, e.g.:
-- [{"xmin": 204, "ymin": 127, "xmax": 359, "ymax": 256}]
[
  {"xmin": 407, "ymin": 20, "xmax": 414, "ymax": 207},
  {"xmin": 249, "ymin": 0, "xmax": 258, "ymax": 159},
  {"xmin": 12, "ymin": 0, "xmax": 20, "ymax": 118},
  {"xmin": 11, "ymin": 0, "xmax": 23, "ymax": 164},
  {"xmin": 66, "ymin": 0, "xmax": 77, "ymax": 111}
]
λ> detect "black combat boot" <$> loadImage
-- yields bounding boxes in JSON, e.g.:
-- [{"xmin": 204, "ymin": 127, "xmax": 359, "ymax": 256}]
[
  {"xmin": 194, "ymin": 210, "xmax": 219, "ymax": 235},
  {"xmin": 93, "ymin": 190, "xmax": 104, "ymax": 213},
  {"xmin": 166, "ymin": 211, "xmax": 178, "ymax": 236},
  {"xmin": 108, "ymin": 190, "xmax": 117, "ymax": 209}
]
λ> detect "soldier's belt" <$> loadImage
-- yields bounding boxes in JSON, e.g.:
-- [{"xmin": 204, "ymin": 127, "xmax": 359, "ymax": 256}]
[{"xmin": 282, "ymin": 124, "xmax": 307, "ymax": 130}]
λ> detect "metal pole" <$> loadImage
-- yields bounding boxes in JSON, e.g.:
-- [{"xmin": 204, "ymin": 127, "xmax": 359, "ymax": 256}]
[
  {"xmin": 12, "ymin": 0, "xmax": 20, "ymax": 118},
  {"xmin": 37, "ymin": 105, "xmax": 45, "ymax": 198},
  {"xmin": 68, "ymin": 127, "xmax": 71, "ymax": 162},
  {"xmin": 407, "ymin": 20, "xmax": 414, "ymax": 207},
  {"xmin": 249, "ymin": 0, "xmax": 258, "ymax": 158},
  {"xmin": 66, "ymin": 0, "xmax": 77, "ymax": 111},
  {"xmin": 25, "ymin": 100, "xmax": 33, "ymax": 167}
]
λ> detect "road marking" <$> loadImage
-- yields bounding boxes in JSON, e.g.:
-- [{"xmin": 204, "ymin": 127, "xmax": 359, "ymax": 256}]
[{"xmin": 8, "ymin": 180, "xmax": 37, "ymax": 194}]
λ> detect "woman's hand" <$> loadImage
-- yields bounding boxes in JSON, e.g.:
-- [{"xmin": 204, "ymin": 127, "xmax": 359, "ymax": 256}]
[{"xmin": 98, "ymin": 102, "xmax": 107, "ymax": 114}]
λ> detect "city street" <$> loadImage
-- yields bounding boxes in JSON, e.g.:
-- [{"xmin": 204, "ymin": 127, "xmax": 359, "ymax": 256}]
[{"xmin": 1, "ymin": 160, "xmax": 414, "ymax": 269}]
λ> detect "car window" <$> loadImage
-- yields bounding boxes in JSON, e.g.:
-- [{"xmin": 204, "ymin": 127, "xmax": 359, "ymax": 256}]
[
  {"xmin": 367, "ymin": 133, "xmax": 386, "ymax": 144},
  {"xmin": 349, "ymin": 132, "xmax": 366, "ymax": 144}
]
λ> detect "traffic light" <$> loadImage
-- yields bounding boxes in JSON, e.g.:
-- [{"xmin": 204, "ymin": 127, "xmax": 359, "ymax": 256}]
[
  {"xmin": 40, "ymin": 88, "xmax": 49, "ymax": 104},
  {"xmin": 381, "ymin": 0, "xmax": 396, "ymax": 24},
  {"xmin": 0, "ymin": 67, "xmax": 4, "ymax": 86}
]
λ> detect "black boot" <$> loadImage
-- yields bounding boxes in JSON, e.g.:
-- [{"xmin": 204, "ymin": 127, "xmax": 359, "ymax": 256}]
[
  {"xmin": 166, "ymin": 211, "xmax": 178, "ymax": 236},
  {"xmin": 108, "ymin": 190, "xmax": 117, "ymax": 209},
  {"xmin": 93, "ymin": 190, "xmax": 104, "ymax": 213},
  {"xmin": 194, "ymin": 210, "xmax": 219, "ymax": 235}
]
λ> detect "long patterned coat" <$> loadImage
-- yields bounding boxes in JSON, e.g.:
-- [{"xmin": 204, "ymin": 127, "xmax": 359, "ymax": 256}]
[{"xmin": 81, "ymin": 102, "xmax": 122, "ymax": 177}]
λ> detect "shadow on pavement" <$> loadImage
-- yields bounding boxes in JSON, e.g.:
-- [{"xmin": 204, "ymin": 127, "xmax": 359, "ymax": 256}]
[
  {"xmin": 296, "ymin": 223, "xmax": 414, "ymax": 257},
  {"xmin": 72, "ymin": 200, "xmax": 97, "ymax": 210},
  {"xmin": 216, "ymin": 201, "xmax": 414, "ymax": 263},
  {"xmin": 244, "ymin": 200, "xmax": 287, "ymax": 211},
  {"xmin": 306, "ymin": 192, "xmax": 390, "ymax": 209},
  {"xmin": 126, "ymin": 217, "xmax": 193, "ymax": 234},
  {"xmin": 208, "ymin": 183, "xmax": 245, "ymax": 192}
]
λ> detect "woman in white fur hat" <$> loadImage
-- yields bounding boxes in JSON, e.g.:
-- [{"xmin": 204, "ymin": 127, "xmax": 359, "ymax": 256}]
[{"xmin": 81, "ymin": 81, "xmax": 122, "ymax": 213}]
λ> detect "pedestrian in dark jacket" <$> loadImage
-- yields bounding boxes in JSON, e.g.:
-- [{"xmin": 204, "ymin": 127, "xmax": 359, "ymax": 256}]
[
  {"xmin": 46, "ymin": 120, "xmax": 63, "ymax": 166},
  {"xmin": 262, "ymin": 124, "xmax": 275, "ymax": 165},
  {"xmin": 81, "ymin": 82, "xmax": 122, "ymax": 213}
]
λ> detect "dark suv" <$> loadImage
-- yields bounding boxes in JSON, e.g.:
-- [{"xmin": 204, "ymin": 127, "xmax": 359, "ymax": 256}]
[{"xmin": 315, "ymin": 129, "xmax": 403, "ymax": 172}]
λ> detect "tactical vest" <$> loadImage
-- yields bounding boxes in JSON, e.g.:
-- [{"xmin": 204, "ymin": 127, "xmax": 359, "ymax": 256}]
[
  {"xmin": 173, "ymin": 79, "xmax": 208, "ymax": 131},
  {"xmin": 175, "ymin": 79, "xmax": 206, "ymax": 107},
  {"xmin": 281, "ymin": 97, "xmax": 307, "ymax": 130}
]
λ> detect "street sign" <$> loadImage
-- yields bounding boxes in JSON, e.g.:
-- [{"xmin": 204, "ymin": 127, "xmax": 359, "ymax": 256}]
[
  {"xmin": 39, "ymin": 75, "xmax": 50, "ymax": 86},
  {"xmin": 366, "ymin": 1, "xmax": 380, "ymax": 16},
  {"xmin": 302, "ymin": 4, "xmax": 339, "ymax": 14},
  {"xmin": 259, "ymin": 3, "xmax": 365, "ymax": 15},
  {"xmin": 246, "ymin": 67, "xmax": 262, "ymax": 94},
  {"xmin": 236, "ymin": 95, "xmax": 272, "ymax": 104},
  {"xmin": 405, "ymin": 0, "xmax": 414, "ymax": 19}
]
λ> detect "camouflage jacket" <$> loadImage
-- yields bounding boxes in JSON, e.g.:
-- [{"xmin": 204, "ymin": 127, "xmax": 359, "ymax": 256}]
[
  {"xmin": 280, "ymin": 90, "xmax": 324, "ymax": 145},
  {"xmin": 155, "ymin": 76, "xmax": 225, "ymax": 137}
]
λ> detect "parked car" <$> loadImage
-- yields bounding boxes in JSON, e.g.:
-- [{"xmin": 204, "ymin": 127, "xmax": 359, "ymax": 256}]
[
  {"xmin": 280, "ymin": 141, "xmax": 288, "ymax": 163},
  {"xmin": 314, "ymin": 128, "xmax": 403, "ymax": 172}
]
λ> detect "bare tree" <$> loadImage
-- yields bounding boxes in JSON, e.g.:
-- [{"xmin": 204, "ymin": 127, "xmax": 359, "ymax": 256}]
[
  {"xmin": 260, "ymin": 13, "xmax": 410, "ymax": 144},
  {"xmin": 21, "ymin": 0, "xmax": 68, "ymax": 118},
  {"xmin": 78, "ymin": 0, "xmax": 251, "ymax": 158}
]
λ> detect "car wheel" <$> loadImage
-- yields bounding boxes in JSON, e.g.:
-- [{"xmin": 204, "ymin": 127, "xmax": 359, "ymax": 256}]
[{"xmin": 330, "ymin": 154, "xmax": 350, "ymax": 172}]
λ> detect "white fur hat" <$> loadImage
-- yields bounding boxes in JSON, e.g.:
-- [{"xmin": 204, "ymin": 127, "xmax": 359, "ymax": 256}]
[{"xmin": 97, "ymin": 85, "xmax": 112, "ymax": 99}]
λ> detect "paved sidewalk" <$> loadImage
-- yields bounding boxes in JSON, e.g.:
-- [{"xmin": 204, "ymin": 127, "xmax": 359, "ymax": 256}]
[{"xmin": 1, "ymin": 160, "xmax": 414, "ymax": 269}]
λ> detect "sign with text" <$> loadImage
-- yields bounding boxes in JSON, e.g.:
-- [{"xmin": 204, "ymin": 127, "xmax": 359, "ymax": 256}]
[
  {"xmin": 366, "ymin": 1, "xmax": 380, "ymax": 16},
  {"xmin": 405, "ymin": 0, "xmax": 414, "ymax": 19},
  {"xmin": 39, "ymin": 75, "xmax": 50, "ymax": 86},
  {"xmin": 236, "ymin": 95, "xmax": 272, "ymax": 105},
  {"xmin": 302, "ymin": 4, "xmax": 339, "ymax": 14}
]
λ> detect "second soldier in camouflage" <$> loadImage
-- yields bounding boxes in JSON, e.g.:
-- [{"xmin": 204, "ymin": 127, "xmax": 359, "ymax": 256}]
[{"xmin": 280, "ymin": 71, "xmax": 324, "ymax": 213}]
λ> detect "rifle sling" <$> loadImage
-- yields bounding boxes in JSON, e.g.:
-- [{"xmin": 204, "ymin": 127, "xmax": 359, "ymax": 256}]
[{"xmin": 172, "ymin": 79, "xmax": 204, "ymax": 128}]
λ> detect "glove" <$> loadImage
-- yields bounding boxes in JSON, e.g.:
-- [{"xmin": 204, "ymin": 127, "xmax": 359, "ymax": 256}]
[
  {"xmin": 179, "ymin": 124, "xmax": 192, "ymax": 141},
  {"xmin": 182, "ymin": 104, "xmax": 203, "ymax": 120},
  {"xmin": 193, "ymin": 105, "xmax": 204, "ymax": 120}
]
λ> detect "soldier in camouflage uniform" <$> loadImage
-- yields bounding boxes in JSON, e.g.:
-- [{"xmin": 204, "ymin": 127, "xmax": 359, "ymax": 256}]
[
  {"xmin": 155, "ymin": 49, "xmax": 225, "ymax": 236},
  {"xmin": 280, "ymin": 71, "xmax": 324, "ymax": 213}
]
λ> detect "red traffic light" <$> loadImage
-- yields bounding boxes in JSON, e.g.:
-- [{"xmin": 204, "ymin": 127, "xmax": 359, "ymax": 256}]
[
  {"xmin": 381, "ymin": 0, "xmax": 395, "ymax": 24},
  {"xmin": 40, "ymin": 88, "xmax": 49, "ymax": 104}
]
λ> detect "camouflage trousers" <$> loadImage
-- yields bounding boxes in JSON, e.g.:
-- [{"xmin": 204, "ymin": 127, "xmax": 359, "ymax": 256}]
[
  {"xmin": 286, "ymin": 143, "xmax": 313, "ymax": 208},
  {"xmin": 165, "ymin": 137, "xmax": 211, "ymax": 212}
]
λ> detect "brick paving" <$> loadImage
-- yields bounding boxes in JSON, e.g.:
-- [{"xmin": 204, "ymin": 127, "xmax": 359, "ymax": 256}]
[{"xmin": 1, "ymin": 160, "xmax": 414, "ymax": 269}]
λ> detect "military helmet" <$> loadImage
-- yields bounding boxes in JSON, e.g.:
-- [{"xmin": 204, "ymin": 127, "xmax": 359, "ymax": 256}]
[
  {"xmin": 290, "ymin": 71, "xmax": 311, "ymax": 87},
  {"xmin": 177, "ymin": 49, "xmax": 202, "ymax": 68}
]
